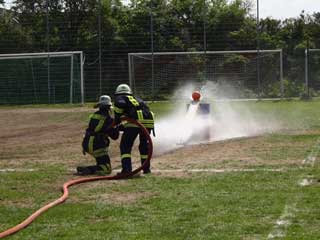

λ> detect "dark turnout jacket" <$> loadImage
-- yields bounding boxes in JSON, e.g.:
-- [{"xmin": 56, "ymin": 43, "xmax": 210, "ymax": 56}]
[
  {"xmin": 82, "ymin": 109, "xmax": 119, "ymax": 154},
  {"xmin": 113, "ymin": 94, "xmax": 154, "ymax": 131}
]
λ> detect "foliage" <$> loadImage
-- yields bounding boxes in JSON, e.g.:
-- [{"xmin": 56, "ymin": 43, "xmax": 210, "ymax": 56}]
[
  {"xmin": 265, "ymin": 79, "xmax": 304, "ymax": 98},
  {"xmin": 0, "ymin": 0, "xmax": 319, "ymax": 100}
]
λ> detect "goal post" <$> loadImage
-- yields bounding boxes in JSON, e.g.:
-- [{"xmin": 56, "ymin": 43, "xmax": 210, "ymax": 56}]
[
  {"xmin": 128, "ymin": 49, "xmax": 283, "ymax": 100},
  {"xmin": 0, "ymin": 51, "xmax": 84, "ymax": 105}
]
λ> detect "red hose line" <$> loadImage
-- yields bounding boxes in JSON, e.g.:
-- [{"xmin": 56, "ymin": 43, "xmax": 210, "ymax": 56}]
[{"xmin": 0, "ymin": 117, "xmax": 153, "ymax": 239}]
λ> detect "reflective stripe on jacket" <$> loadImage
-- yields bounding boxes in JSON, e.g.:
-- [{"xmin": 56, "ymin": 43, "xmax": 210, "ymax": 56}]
[{"xmin": 114, "ymin": 94, "xmax": 154, "ymax": 129}]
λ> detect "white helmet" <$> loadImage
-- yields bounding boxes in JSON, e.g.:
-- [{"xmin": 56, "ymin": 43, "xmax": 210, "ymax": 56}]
[
  {"xmin": 115, "ymin": 84, "xmax": 132, "ymax": 95},
  {"xmin": 95, "ymin": 95, "xmax": 112, "ymax": 108}
]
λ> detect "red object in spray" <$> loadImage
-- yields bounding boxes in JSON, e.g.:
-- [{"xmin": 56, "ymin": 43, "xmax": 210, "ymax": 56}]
[{"xmin": 192, "ymin": 91, "xmax": 201, "ymax": 101}]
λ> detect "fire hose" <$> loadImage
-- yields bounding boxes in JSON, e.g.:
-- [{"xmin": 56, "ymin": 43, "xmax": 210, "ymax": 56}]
[{"xmin": 0, "ymin": 117, "xmax": 153, "ymax": 239}]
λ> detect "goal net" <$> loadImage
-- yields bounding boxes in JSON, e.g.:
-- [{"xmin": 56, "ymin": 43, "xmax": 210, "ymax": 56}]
[
  {"xmin": 128, "ymin": 50, "xmax": 283, "ymax": 100},
  {"xmin": 0, "ymin": 51, "xmax": 84, "ymax": 105}
]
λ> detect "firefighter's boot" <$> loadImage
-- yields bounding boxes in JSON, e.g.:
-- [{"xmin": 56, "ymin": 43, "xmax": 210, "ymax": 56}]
[
  {"xmin": 120, "ymin": 158, "xmax": 132, "ymax": 174},
  {"xmin": 96, "ymin": 156, "xmax": 112, "ymax": 175},
  {"xmin": 141, "ymin": 158, "xmax": 151, "ymax": 174},
  {"xmin": 76, "ymin": 165, "xmax": 96, "ymax": 175},
  {"xmin": 96, "ymin": 163, "xmax": 112, "ymax": 175}
]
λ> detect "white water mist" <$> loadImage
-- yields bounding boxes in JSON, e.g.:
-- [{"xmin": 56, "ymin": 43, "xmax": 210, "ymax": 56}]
[{"xmin": 153, "ymin": 81, "xmax": 281, "ymax": 156}]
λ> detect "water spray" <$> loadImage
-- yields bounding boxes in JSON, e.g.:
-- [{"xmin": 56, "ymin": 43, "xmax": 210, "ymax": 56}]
[
  {"xmin": 153, "ymin": 81, "xmax": 281, "ymax": 156},
  {"xmin": 177, "ymin": 90, "xmax": 212, "ymax": 145}
]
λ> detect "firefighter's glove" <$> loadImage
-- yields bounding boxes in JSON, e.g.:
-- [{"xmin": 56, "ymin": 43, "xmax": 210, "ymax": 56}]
[
  {"xmin": 107, "ymin": 127, "xmax": 120, "ymax": 140},
  {"xmin": 116, "ymin": 124, "xmax": 125, "ymax": 132},
  {"xmin": 112, "ymin": 127, "xmax": 120, "ymax": 140}
]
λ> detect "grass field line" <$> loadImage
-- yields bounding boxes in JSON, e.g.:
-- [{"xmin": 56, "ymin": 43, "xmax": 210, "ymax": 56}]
[
  {"xmin": 151, "ymin": 168, "xmax": 285, "ymax": 173},
  {"xmin": 267, "ymin": 202, "xmax": 298, "ymax": 239},
  {"xmin": 302, "ymin": 138, "xmax": 320, "ymax": 167},
  {"xmin": 299, "ymin": 137, "xmax": 320, "ymax": 187},
  {"xmin": 0, "ymin": 168, "xmax": 286, "ymax": 173},
  {"xmin": 0, "ymin": 168, "xmax": 36, "ymax": 172},
  {"xmin": 268, "ymin": 137, "xmax": 320, "ymax": 239}
]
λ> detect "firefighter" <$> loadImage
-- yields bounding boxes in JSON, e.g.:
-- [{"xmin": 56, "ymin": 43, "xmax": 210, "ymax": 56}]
[
  {"xmin": 113, "ymin": 84, "xmax": 155, "ymax": 174},
  {"xmin": 77, "ymin": 95, "xmax": 119, "ymax": 175}
]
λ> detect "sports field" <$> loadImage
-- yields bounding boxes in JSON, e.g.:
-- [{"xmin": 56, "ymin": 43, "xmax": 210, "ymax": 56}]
[{"xmin": 0, "ymin": 100, "xmax": 320, "ymax": 239}]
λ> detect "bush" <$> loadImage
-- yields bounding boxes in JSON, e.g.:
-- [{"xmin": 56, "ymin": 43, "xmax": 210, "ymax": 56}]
[{"xmin": 265, "ymin": 79, "xmax": 305, "ymax": 98}]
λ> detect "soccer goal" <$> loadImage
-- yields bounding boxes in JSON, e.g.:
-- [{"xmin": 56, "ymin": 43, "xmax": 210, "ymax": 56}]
[
  {"xmin": 128, "ymin": 49, "xmax": 283, "ymax": 100},
  {"xmin": 305, "ymin": 49, "xmax": 320, "ymax": 93},
  {"xmin": 0, "ymin": 51, "xmax": 84, "ymax": 105}
]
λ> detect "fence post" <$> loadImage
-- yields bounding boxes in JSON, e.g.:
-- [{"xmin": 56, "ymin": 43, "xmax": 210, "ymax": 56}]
[
  {"xmin": 256, "ymin": 0, "xmax": 261, "ymax": 99},
  {"xmin": 80, "ymin": 51, "xmax": 85, "ymax": 105},
  {"xmin": 280, "ymin": 49, "xmax": 284, "ymax": 98},
  {"xmin": 98, "ymin": 0, "xmax": 102, "ymax": 96},
  {"xmin": 70, "ymin": 54, "xmax": 74, "ymax": 104},
  {"xmin": 305, "ymin": 47, "xmax": 310, "ymax": 98},
  {"xmin": 203, "ymin": 0, "xmax": 207, "ymax": 82},
  {"xmin": 128, "ymin": 53, "xmax": 132, "ymax": 92},
  {"xmin": 46, "ymin": 0, "xmax": 51, "ymax": 104},
  {"xmin": 150, "ymin": 0, "xmax": 155, "ymax": 101}
]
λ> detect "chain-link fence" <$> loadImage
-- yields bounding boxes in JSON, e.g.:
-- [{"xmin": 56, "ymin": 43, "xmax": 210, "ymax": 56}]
[
  {"xmin": 129, "ymin": 50, "xmax": 283, "ymax": 99},
  {"xmin": 307, "ymin": 49, "xmax": 320, "ymax": 96},
  {"xmin": 0, "ymin": 51, "xmax": 83, "ymax": 104},
  {"xmin": 0, "ymin": 0, "xmax": 319, "ymax": 104}
]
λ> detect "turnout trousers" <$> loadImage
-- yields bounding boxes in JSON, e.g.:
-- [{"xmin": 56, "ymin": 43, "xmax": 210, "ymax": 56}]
[
  {"xmin": 81, "ymin": 134, "xmax": 111, "ymax": 173},
  {"xmin": 120, "ymin": 127, "xmax": 151, "ymax": 173}
]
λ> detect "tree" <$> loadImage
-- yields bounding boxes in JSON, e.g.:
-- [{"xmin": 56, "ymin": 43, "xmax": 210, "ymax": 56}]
[
  {"xmin": 0, "ymin": 8, "xmax": 33, "ymax": 53},
  {"xmin": 167, "ymin": 0, "xmax": 206, "ymax": 50},
  {"xmin": 10, "ymin": 0, "xmax": 50, "ymax": 52},
  {"xmin": 259, "ymin": 17, "xmax": 285, "ymax": 49},
  {"xmin": 207, "ymin": 0, "xmax": 250, "ymax": 50}
]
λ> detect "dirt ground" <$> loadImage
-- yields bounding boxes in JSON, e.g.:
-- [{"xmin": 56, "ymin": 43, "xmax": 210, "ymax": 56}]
[
  {"xmin": 0, "ymin": 107, "xmax": 313, "ymax": 175},
  {"xmin": 1, "ymin": 106, "xmax": 319, "ymax": 208}
]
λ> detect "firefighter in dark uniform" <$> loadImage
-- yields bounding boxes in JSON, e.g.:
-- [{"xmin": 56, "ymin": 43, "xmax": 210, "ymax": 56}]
[
  {"xmin": 113, "ymin": 84, "xmax": 155, "ymax": 174},
  {"xmin": 77, "ymin": 95, "xmax": 119, "ymax": 175}
]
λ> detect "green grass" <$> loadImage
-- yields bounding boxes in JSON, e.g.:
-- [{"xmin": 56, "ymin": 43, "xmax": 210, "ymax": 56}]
[
  {"xmin": 224, "ymin": 99, "xmax": 320, "ymax": 129},
  {"xmin": 2, "ymin": 169, "xmax": 319, "ymax": 239},
  {"xmin": 1, "ymin": 99, "xmax": 320, "ymax": 239}
]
